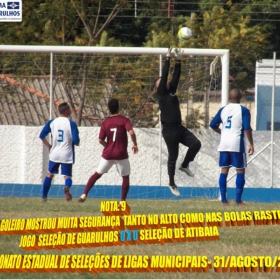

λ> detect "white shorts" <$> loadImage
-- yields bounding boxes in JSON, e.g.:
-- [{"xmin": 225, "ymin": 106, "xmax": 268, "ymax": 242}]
[{"xmin": 96, "ymin": 157, "xmax": 130, "ymax": 176}]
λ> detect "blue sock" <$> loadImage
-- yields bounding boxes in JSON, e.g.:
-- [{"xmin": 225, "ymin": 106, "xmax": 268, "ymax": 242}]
[
  {"xmin": 65, "ymin": 178, "xmax": 72, "ymax": 188},
  {"xmin": 42, "ymin": 177, "xmax": 52, "ymax": 198},
  {"xmin": 236, "ymin": 173, "xmax": 245, "ymax": 203},
  {"xmin": 219, "ymin": 173, "xmax": 228, "ymax": 203}
]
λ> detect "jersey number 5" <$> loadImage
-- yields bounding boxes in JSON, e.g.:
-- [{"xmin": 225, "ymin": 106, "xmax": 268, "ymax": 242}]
[
  {"xmin": 110, "ymin": 128, "xmax": 117, "ymax": 141},
  {"xmin": 225, "ymin": 116, "xmax": 232, "ymax": 129}
]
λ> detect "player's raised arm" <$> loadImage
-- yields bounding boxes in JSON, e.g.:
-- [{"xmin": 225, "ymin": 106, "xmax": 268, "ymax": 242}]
[
  {"xmin": 156, "ymin": 47, "xmax": 172, "ymax": 95},
  {"xmin": 169, "ymin": 47, "xmax": 182, "ymax": 94}
]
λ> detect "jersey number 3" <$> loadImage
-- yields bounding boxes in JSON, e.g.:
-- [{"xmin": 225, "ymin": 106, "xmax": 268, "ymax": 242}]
[{"xmin": 57, "ymin": 129, "xmax": 64, "ymax": 142}]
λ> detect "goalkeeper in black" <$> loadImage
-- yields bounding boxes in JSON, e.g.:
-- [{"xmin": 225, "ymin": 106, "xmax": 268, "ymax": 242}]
[{"xmin": 155, "ymin": 47, "xmax": 201, "ymax": 196}]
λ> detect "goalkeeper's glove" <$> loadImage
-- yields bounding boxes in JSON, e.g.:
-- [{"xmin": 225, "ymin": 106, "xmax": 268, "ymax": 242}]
[
  {"xmin": 174, "ymin": 48, "xmax": 183, "ymax": 61},
  {"xmin": 166, "ymin": 47, "xmax": 172, "ymax": 59}
]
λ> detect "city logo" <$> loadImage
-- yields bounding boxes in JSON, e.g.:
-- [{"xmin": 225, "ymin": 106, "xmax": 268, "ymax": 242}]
[{"xmin": 0, "ymin": 1, "xmax": 22, "ymax": 22}]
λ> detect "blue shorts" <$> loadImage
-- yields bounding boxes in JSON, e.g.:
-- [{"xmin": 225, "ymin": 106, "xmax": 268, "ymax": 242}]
[
  {"xmin": 219, "ymin": 152, "xmax": 247, "ymax": 169},
  {"xmin": 48, "ymin": 160, "xmax": 73, "ymax": 177}
]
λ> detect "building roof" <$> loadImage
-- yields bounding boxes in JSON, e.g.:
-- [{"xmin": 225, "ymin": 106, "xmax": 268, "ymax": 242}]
[{"xmin": 0, "ymin": 75, "xmax": 106, "ymax": 126}]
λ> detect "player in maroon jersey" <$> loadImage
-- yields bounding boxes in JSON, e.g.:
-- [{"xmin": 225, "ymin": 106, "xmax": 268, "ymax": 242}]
[{"xmin": 78, "ymin": 98, "xmax": 138, "ymax": 203}]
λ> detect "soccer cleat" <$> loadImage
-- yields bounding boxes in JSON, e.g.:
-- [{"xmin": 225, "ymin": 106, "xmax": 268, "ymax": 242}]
[
  {"xmin": 42, "ymin": 197, "xmax": 47, "ymax": 203},
  {"xmin": 64, "ymin": 187, "xmax": 72, "ymax": 201},
  {"xmin": 221, "ymin": 201, "xmax": 230, "ymax": 206},
  {"xmin": 179, "ymin": 166, "xmax": 194, "ymax": 177},
  {"xmin": 78, "ymin": 194, "xmax": 87, "ymax": 203},
  {"xmin": 236, "ymin": 201, "xmax": 246, "ymax": 206},
  {"xmin": 168, "ymin": 185, "xmax": 180, "ymax": 196}
]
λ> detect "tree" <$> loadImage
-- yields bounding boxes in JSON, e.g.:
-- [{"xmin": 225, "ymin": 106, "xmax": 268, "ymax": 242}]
[
  {"xmin": 238, "ymin": 0, "xmax": 280, "ymax": 57},
  {"xmin": 0, "ymin": 0, "xmax": 277, "ymax": 128},
  {"xmin": 0, "ymin": 0, "xmax": 44, "ymax": 45},
  {"xmin": 166, "ymin": 4, "xmax": 271, "ymax": 90},
  {"xmin": 143, "ymin": 2, "xmax": 271, "ymax": 128},
  {"xmin": 59, "ymin": 0, "xmax": 130, "ymax": 125},
  {"xmin": 0, "ymin": 0, "xmax": 132, "ymax": 126},
  {"xmin": 197, "ymin": 0, "xmax": 277, "ymax": 83}
]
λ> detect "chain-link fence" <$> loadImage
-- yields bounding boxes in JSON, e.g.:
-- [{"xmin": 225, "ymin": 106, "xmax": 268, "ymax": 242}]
[
  {"xmin": 0, "ymin": 46, "xmax": 279, "ymax": 192},
  {"xmin": 0, "ymin": 46, "xmax": 229, "ymax": 129}
]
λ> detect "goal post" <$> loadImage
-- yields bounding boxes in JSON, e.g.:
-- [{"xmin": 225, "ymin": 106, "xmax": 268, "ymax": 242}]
[
  {"xmin": 0, "ymin": 45, "xmax": 229, "ymax": 200},
  {"xmin": 0, "ymin": 45, "xmax": 229, "ymax": 107}
]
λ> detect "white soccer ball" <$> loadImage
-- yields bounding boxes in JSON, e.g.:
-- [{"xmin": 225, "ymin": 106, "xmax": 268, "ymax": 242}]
[{"xmin": 178, "ymin": 27, "xmax": 193, "ymax": 41}]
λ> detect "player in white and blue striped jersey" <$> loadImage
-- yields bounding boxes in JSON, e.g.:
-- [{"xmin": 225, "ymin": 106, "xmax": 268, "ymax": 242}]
[
  {"xmin": 39, "ymin": 102, "xmax": 80, "ymax": 202},
  {"xmin": 209, "ymin": 89, "xmax": 254, "ymax": 205}
]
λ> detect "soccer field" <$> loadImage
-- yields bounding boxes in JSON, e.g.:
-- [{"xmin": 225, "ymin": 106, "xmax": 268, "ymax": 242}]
[{"xmin": 0, "ymin": 197, "xmax": 280, "ymax": 279}]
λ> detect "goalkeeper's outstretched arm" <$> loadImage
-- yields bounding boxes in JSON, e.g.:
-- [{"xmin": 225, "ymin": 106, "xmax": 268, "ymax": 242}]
[
  {"xmin": 156, "ymin": 47, "xmax": 172, "ymax": 96},
  {"xmin": 169, "ymin": 48, "xmax": 183, "ymax": 94}
]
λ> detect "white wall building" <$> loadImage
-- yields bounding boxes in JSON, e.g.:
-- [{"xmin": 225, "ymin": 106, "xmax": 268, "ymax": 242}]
[{"xmin": 0, "ymin": 126, "xmax": 279, "ymax": 202}]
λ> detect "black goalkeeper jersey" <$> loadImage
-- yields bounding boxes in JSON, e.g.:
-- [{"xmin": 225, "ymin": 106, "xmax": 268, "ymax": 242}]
[{"xmin": 156, "ymin": 58, "xmax": 182, "ymax": 126}]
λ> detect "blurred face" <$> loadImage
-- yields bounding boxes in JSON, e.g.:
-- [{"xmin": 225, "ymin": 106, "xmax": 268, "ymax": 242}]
[{"xmin": 66, "ymin": 106, "xmax": 72, "ymax": 116}]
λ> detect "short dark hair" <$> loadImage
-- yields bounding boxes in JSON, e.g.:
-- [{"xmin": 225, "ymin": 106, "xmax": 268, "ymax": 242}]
[
  {"xmin": 58, "ymin": 102, "xmax": 70, "ymax": 114},
  {"xmin": 229, "ymin": 88, "xmax": 242, "ymax": 102},
  {"xmin": 108, "ymin": 98, "xmax": 119, "ymax": 114}
]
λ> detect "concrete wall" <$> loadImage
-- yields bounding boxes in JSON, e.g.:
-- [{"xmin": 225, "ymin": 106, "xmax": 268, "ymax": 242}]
[
  {"xmin": 255, "ymin": 59, "xmax": 280, "ymax": 131},
  {"xmin": 0, "ymin": 125, "xmax": 279, "ymax": 190}
]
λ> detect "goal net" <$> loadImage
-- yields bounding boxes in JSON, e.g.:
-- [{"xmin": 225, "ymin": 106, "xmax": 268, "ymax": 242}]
[{"xmin": 0, "ymin": 46, "xmax": 228, "ymax": 200}]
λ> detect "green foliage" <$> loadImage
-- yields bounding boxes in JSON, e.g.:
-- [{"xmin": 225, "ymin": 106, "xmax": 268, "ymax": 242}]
[
  {"xmin": 145, "ymin": 31, "xmax": 177, "ymax": 48},
  {"xmin": 195, "ymin": 0, "xmax": 277, "ymax": 88},
  {"xmin": 185, "ymin": 108, "xmax": 205, "ymax": 131},
  {"xmin": 0, "ymin": 0, "xmax": 278, "ymax": 128},
  {"xmin": 0, "ymin": 0, "xmax": 42, "ymax": 45},
  {"xmin": 181, "ymin": 5, "xmax": 271, "ymax": 90}
]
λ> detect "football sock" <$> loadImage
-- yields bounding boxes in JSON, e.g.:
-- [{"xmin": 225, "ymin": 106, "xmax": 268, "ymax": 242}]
[
  {"xmin": 181, "ymin": 162, "xmax": 189, "ymax": 169},
  {"xmin": 169, "ymin": 175, "xmax": 175, "ymax": 186},
  {"xmin": 42, "ymin": 177, "xmax": 52, "ymax": 198},
  {"xmin": 236, "ymin": 173, "xmax": 245, "ymax": 203},
  {"xmin": 219, "ymin": 173, "xmax": 228, "ymax": 203},
  {"xmin": 65, "ymin": 178, "xmax": 72, "ymax": 188},
  {"xmin": 121, "ymin": 175, "xmax": 130, "ymax": 201},
  {"xmin": 83, "ymin": 172, "xmax": 102, "ymax": 196}
]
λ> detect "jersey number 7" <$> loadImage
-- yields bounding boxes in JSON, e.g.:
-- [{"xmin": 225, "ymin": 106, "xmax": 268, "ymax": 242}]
[{"xmin": 110, "ymin": 128, "xmax": 117, "ymax": 141}]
